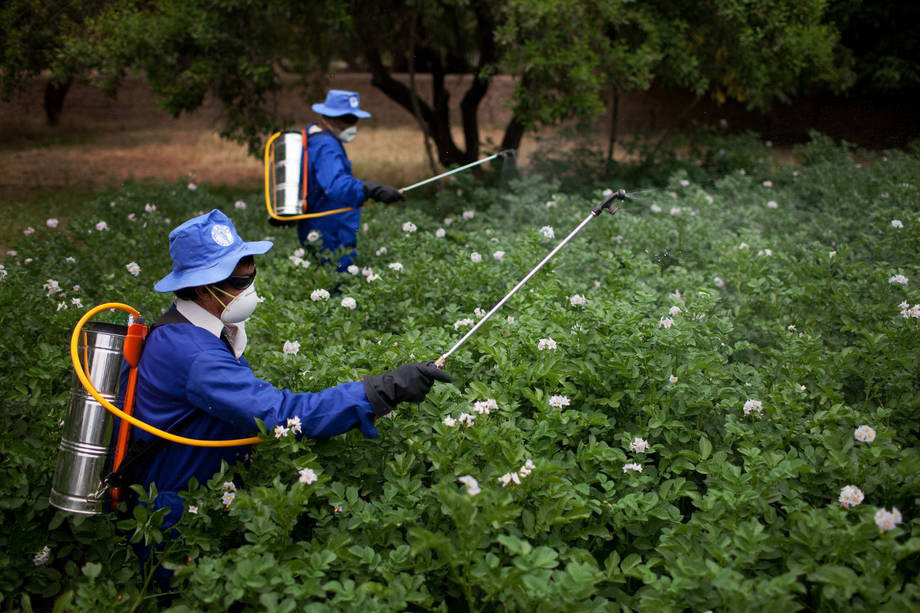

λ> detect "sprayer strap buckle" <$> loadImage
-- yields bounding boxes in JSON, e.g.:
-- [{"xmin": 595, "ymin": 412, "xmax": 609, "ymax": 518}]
[{"xmin": 87, "ymin": 480, "xmax": 110, "ymax": 502}]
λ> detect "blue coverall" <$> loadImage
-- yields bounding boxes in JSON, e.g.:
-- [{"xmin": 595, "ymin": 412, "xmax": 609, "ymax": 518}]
[
  {"xmin": 296, "ymin": 125, "xmax": 367, "ymax": 270},
  {"xmin": 126, "ymin": 311, "xmax": 378, "ymax": 529}
]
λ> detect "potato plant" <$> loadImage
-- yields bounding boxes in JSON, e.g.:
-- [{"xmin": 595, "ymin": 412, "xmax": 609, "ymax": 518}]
[{"xmin": 0, "ymin": 135, "xmax": 918, "ymax": 612}]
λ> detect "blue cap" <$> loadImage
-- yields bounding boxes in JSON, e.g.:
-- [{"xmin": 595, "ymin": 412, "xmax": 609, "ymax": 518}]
[
  {"xmin": 311, "ymin": 89, "xmax": 371, "ymax": 118},
  {"xmin": 154, "ymin": 209, "xmax": 273, "ymax": 292}
]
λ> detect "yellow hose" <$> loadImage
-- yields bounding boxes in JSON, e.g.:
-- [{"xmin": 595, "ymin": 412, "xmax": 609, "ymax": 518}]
[
  {"xmin": 71, "ymin": 303, "xmax": 264, "ymax": 447},
  {"xmin": 263, "ymin": 131, "xmax": 361, "ymax": 221}
]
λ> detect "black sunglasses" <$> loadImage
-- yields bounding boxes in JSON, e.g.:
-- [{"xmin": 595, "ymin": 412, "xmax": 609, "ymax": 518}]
[{"xmin": 223, "ymin": 268, "xmax": 257, "ymax": 290}]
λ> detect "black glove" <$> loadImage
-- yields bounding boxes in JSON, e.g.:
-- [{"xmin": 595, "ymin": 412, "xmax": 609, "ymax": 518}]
[
  {"xmin": 363, "ymin": 180, "xmax": 405, "ymax": 204},
  {"xmin": 363, "ymin": 362, "xmax": 452, "ymax": 417},
  {"xmin": 267, "ymin": 216, "xmax": 297, "ymax": 228}
]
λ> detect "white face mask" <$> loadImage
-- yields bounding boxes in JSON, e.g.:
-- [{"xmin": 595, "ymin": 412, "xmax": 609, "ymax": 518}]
[
  {"xmin": 337, "ymin": 126, "xmax": 358, "ymax": 143},
  {"xmin": 209, "ymin": 282, "xmax": 260, "ymax": 324}
]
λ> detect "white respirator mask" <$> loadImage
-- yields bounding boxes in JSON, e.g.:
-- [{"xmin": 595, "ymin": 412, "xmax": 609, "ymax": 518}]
[
  {"xmin": 209, "ymin": 281, "xmax": 260, "ymax": 324},
  {"xmin": 337, "ymin": 126, "xmax": 358, "ymax": 143}
]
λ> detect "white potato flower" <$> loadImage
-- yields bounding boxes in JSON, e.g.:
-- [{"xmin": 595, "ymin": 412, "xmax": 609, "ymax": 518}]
[
  {"xmin": 854, "ymin": 425, "xmax": 876, "ymax": 443},
  {"xmin": 458, "ymin": 475, "xmax": 480, "ymax": 496},
  {"xmin": 548, "ymin": 395, "xmax": 570, "ymax": 408},
  {"xmin": 310, "ymin": 289, "xmax": 331, "ymax": 301},
  {"xmin": 839, "ymin": 485, "xmax": 864, "ymax": 508},
  {"xmin": 299, "ymin": 468, "xmax": 318, "ymax": 485},
  {"xmin": 340, "ymin": 297, "xmax": 357, "ymax": 309}
]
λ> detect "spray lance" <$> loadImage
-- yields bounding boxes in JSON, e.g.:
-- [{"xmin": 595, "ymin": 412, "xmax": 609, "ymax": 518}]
[
  {"xmin": 434, "ymin": 189, "xmax": 628, "ymax": 368},
  {"xmin": 263, "ymin": 129, "xmax": 515, "ymax": 222}
]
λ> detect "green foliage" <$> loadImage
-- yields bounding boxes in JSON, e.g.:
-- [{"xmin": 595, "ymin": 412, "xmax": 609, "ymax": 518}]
[{"xmin": 0, "ymin": 134, "xmax": 919, "ymax": 610}]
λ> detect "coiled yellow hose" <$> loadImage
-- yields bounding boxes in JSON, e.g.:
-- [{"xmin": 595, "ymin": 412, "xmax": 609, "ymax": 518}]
[{"xmin": 71, "ymin": 303, "xmax": 264, "ymax": 447}]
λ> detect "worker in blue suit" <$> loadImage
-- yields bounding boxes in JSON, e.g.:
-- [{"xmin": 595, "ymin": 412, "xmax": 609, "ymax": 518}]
[
  {"xmin": 121, "ymin": 209, "xmax": 449, "ymax": 583},
  {"xmin": 295, "ymin": 89, "xmax": 404, "ymax": 270}
]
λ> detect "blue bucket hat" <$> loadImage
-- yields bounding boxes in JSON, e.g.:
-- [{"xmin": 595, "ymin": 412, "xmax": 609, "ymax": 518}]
[
  {"xmin": 311, "ymin": 89, "xmax": 371, "ymax": 118},
  {"xmin": 154, "ymin": 209, "xmax": 273, "ymax": 292}
]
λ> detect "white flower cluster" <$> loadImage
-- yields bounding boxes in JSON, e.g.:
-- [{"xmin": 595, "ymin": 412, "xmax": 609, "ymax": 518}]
[
  {"xmin": 299, "ymin": 467, "xmax": 318, "ymax": 484},
  {"xmin": 234, "ymin": 200, "xmax": 247, "ymax": 209},
  {"xmin": 341, "ymin": 296, "xmax": 357, "ymax": 309},
  {"xmin": 274, "ymin": 417, "xmax": 302, "ymax": 438},
  {"xmin": 493, "ymin": 250, "xmax": 505, "ymax": 261},
  {"xmin": 402, "ymin": 221, "xmax": 417, "ymax": 233},
  {"xmin": 33, "ymin": 545, "xmax": 51, "ymax": 566},
  {"xmin": 766, "ymin": 200, "xmax": 779, "ymax": 209},
  {"xmin": 144, "ymin": 203, "xmax": 156, "ymax": 213},
  {"xmin": 499, "ymin": 460, "xmax": 536, "ymax": 487},
  {"xmin": 650, "ymin": 204, "xmax": 662, "ymax": 213},
  {"xmin": 472, "ymin": 398, "xmax": 498, "ymax": 415},
  {"xmin": 306, "ymin": 230, "xmax": 321, "ymax": 242},
  {"xmin": 890, "ymin": 219, "xmax": 903, "ymax": 229},
  {"xmin": 548, "ymin": 395, "xmax": 570, "ymax": 409},
  {"xmin": 282, "ymin": 340, "xmax": 300, "ymax": 355},
  {"xmin": 47, "ymin": 218, "xmax": 59, "ymax": 228},
  {"xmin": 442, "ymin": 411, "xmax": 478, "ymax": 428},
  {"xmin": 23, "ymin": 226, "xmax": 35, "ymax": 235},
  {"xmin": 629, "ymin": 437, "xmax": 651, "ymax": 453},
  {"xmin": 622, "ymin": 463, "xmax": 643, "ymax": 473},
  {"xmin": 658, "ymin": 317, "xmax": 674, "ymax": 328},
  {"xmin": 714, "ymin": 276, "xmax": 725, "ymax": 288},
  {"xmin": 539, "ymin": 226, "xmax": 555, "ymax": 239},
  {"xmin": 44, "ymin": 279, "xmax": 62, "ymax": 296},
  {"xmin": 743, "ymin": 399, "xmax": 763, "ymax": 416},
  {"xmin": 898, "ymin": 301, "xmax": 920, "ymax": 318},
  {"xmin": 670, "ymin": 207, "xmax": 682, "ymax": 216},
  {"xmin": 289, "ymin": 253, "xmax": 310, "ymax": 268},
  {"xmin": 546, "ymin": 200, "xmax": 557, "ymax": 207},
  {"xmin": 839, "ymin": 485, "xmax": 864, "ymax": 508},
  {"xmin": 126, "ymin": 262, "xmax": 141, "ymax": 277},
  {"xmin": 221, "ymin": 481, "xmax": 236, "ymax": 506},
  {"xmin": 569, "ymin": 294, "xmax": 587, "ymax": 306},
  {"xmin": 470, "ymin": 252, "xmax": 482, "ymax": 263},
  {"xmin": 388, "ymin": 262, "xmax": 403, "ymax": 272},
  {"xmin": 458, "ymin": 475, "xmax": 480, "ymax": 496},
  {"xmin": 462, "ymin": 210, "xmax": 476, "ymax": 220},
  {"xmin": 310, "ymin": 289, "xmax": 330, "ymax": 301},
  {"xmin": 0, "ymin": 264, "xmax": 6, "ymax": 282},
  {"xmin": 537, "ymin": 338, "xmax": 557, "ymax": 351},
  {"xmin": 874, "ymin": 507, "xmax": 903, "ymax": 531},
  {"xmin": 757, "ymin": 248, "xmax": 773, "ymax": 257},
  {"xmin": 95, "ymin": 220, "xmax": 109, "ymax": 231},
  {"xmin": 435, "ymin": 228, "xmax": 446, "ymax": 237},
  {"xmin": 669, "ymin": 374, "xmax": 678, "ymax": 383},
  {"xmin": 454, "ymin": 318, "xmax": 474, "ymax": 329},
  {"xmin": 854, "ymin": 425, "xmax": 876, "ymax": 442},
  {"xmin": 889, "ymin": 274, "xmax": 909, "ymax": 285},
  {"xmin": 474, "ymin": 307, "xmax": 486, "ymax": 319},
  {"xmin": 347, "ymin": 265, "xmax": 359, "ymax": 275},
  {"xmin": 376, "ymin": 247, "xmax": 388, "ymax": 256}
]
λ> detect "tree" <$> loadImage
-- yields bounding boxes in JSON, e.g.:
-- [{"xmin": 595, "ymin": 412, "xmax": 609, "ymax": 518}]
[
  {"xmin": 0, "ymin": 0, "xmax": 108, "ymax": 124},
  {"xmin": 72, "ymin": 0, "xmax": 853, "ymax": 163}
]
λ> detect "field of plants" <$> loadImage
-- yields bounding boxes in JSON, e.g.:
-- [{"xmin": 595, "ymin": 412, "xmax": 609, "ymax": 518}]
[{"xmin": 0, "ymin": 133, "xmax": 918, "ymax": 612}]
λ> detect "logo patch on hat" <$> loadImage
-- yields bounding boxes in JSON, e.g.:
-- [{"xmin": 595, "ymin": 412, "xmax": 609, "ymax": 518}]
[
  {"xmin": 211, "ymin": 224, "xmax": 234, "ymax": 247},
  {"xmin": 349, "ymin": 96, "xmax": 359, "ymax": 108}
]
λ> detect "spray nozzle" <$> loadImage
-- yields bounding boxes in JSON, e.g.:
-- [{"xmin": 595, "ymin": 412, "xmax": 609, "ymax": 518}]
[{"xmin": 592, "ymin": 189, "xmax": 629, "ymax": 216}]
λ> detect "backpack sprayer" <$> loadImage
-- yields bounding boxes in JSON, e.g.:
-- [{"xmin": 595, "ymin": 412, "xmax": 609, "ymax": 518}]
[
  {"xmin": 263, "ymin": 129, "xmax": 515, "ymax": 221},
  {"xmin": 50, "ymin": 303, "xmax": 268, "ymax": 515},
  {"xmin": 51, "ymin": 189, "xmax": 626, "ymax": 515}
]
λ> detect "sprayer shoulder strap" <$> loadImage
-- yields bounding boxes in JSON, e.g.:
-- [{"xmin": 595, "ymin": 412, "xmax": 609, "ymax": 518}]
[{"xmin": 103, "ymin": 307, "xmax": 220, "ymax": 490}]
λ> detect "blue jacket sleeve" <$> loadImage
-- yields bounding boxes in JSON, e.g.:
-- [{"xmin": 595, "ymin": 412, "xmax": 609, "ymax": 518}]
[
  {"xmin": 184, "ymin": 348, "xmax": 379, "ymax": 439},
  {"xmin": 313, "ymin": 139, "xmax": 366, "ymax": 208}
]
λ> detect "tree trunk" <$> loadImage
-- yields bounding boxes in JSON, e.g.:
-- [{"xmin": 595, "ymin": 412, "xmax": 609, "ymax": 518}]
[
  {"xmin": 354, "ymin": 2, "xmax": 518, "ymax": 170},
  {"xmin": 607, "ymin": 85, "xmax": 620, "ymax": 162},
  {"xmin": 44, "ymin": 78, "xmax": 72, "ymax": 126}
]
